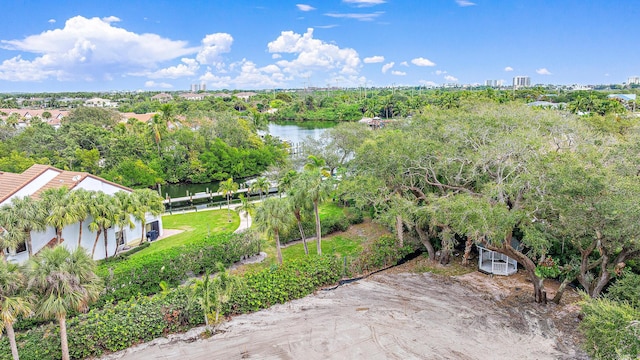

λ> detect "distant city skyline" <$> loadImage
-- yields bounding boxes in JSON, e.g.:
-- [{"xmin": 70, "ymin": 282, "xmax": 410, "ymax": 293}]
[{"xmin": 0, "ymin": 1, "xmax": 639, "ymax": 92}]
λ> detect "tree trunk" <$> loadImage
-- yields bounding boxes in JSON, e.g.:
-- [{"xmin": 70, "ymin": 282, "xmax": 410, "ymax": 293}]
[
  {"xmin": 395, "ymin": 215, "xmax": 404, "ymax": 248},
  {"xmin": 91, "ymin": 230, "xmax": 102, "ymax": 258},
  {"xmin": 275, "ymin": 230, "xmax": 283, "ymax": 264},
  {"xmin": 462, "ymin": 236, "xmax": 474, "ymax": 265},
  {"xmin": 591, "ymin": 269, "xmax": 612, "ymax": 298},
  {"xmin": 59, "ymin": 315, "xmax": 70, "ymax": 360},
  {"xmin": 295, "ymin": 211, "xmax": 308, "ymax": 255},
  {"xmin": 415, "ymin": 226, "xmax": 435, "ymax": 260},
  {"xmin": 5, "ymin": 321, "xmax": 19, "ymax": 360},
  {"xmin": 56, "ymin": 228, "xmax": 63, "ymax": 245},
  {"xmin": 104, "ymin": 228, "xmax": 109, "ymax": 260},
  {"xmin": 26, "ymin": 233, "xmax": 33, "ymax": 257},
  {"xmin": 204, "ymin": 310, "xmax": 210, "ymax": 328},
  {"xmin": 140, "ymin": 223, "xmax": 146, "ymax": 244},
  {"xmin": 314, "ymin": 201, "xmax": 322, "ymax": 255},
  {"xmin": 78, "ymin": 220, "xmax": 84, "ymax": 247},
  {"xmin": 552, "ymin": 277, "xmax": 573, "ymax": 304},
  {"xmin": 483, "ymin": 232, "xmax": 547, "ymax": 303}
]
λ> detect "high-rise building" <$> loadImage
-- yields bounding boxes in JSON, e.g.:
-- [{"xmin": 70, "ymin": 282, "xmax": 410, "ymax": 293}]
[
  {"xmin": 513, "ymin": 76, "xmax": 531, "ymax": 89},
  {"xmin": 485, "ymin": 80, "xmax": 503, "ymax": 87},
  {"xmin": 200, "ymin": 82, "xmax": 206, "ymax": 91},
  {"xmin": 190, "ymin": 83, "xmax": 199, "ymax": 92},
  {"xmin": 628, "ymin": 76, "xmax": 640, "ymax": 85}
]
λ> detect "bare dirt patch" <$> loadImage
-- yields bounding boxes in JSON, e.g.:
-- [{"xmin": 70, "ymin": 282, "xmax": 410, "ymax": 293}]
[{"xmin": 105, "ymin": 258, "xmax": 588, "ymax": 360}]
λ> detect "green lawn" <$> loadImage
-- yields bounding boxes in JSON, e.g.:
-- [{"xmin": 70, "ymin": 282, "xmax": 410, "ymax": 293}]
[
  {"xmin": 281, "ymin": 235, "xmax": 363, "ymax": 260},
  {"xmin": 129, "ymin": 209, "xmax": 240, "ymax": 259}
]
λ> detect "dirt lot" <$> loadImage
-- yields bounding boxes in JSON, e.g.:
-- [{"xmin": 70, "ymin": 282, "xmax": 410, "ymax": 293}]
[{"xmin": 103, "ymin": 261, "xmax": 589, "ymax": 360}]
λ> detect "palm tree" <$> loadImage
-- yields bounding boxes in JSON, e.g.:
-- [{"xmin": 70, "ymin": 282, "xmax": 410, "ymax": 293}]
[
  {"xmin": 251, "ymin": 177, "xmax": 270, "ymax": 200},
  {"xmin": 287, "ymin": 183, "xmax": 312, "ymax": 255},
  {"xmin": 87, "ymin": 192, "xmax": 116, "ymax": 259},
  {"xmin": 69, "ymin": 189, "xmax": 92, "ymax": 248},
  {"xmin": 219, "ymin": 178, "xmax": 239, "ymax": 222},
  {"xmin": 302, "ymin": 156, "xmax": 332, "ymax": 255},
  {"xmin": 6, "ymin": 197, "xmax": 47, "ymax": 257},
  {"xmin": 112, "ymin": 192, "xmax": 136, "ymax": 256},
  {"xmin": 130, "ymin": 189, "xmax": 164, "ymax": 243},
  {"xmin": 236, "ymin": 194, "xmax": 255, "ymax": 229},
  {"xmin": 0, "ymin": 260, "xmax": 32, "ymax": 360},
  {"xmin": 0, "ymin": 205, "xmax": 26, "ymax": 258},
  {"xmin": 41, "ymin": 187, "xmax": 79, "ymax": 245},
  {"xmin": 27, "ymin": 246, "xmax": 102, "ymax": 360},
  {"xmin": 254, "ymin": 197, "xmax": 292, "ymax": 264},
  {"xmin": 190, "ymin": 263, "xmax": 242, "ymax": 329}
]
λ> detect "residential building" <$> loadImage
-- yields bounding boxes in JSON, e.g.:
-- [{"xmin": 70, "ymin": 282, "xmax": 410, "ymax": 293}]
[
  {"xmin": 179, "ymin": 92, "xmax": 206, "ymax": 101},
  {"xmin": 234, "ymin": 91, "xmax": 258, "ymax": 101},
  {"xmin": 513, "ymin": 76, "xmax": 531, "ymax": 89},
  {"xmin": 151, "ymin": 93, "xmax": 173, "ymax": 103},
  {"xmin": 84, "ymin": 97, "xmax": 118, "ymax": 108},
  {"xmin": 485, "ymin": 80, "xmax": 503, "ymax": 87},
  {"xmin": 0, "ymin": 164, "xmax": 163, "ymax": 263},
  {"xmin": 628, "ymin": 76, "xmax": 640, "ymax": 85}
]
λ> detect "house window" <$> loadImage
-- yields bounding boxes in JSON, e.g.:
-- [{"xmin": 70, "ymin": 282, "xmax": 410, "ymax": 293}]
[{"xmin": 15, "ymin": 241, "xmax": 27, "ymax": 254}]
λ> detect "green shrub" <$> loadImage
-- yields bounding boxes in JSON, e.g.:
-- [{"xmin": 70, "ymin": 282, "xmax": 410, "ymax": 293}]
[
  {"xmin": 606, "ymin": 272, "xmax": 640, "ymax": 309},
  {"xmin": 95, "ymin": 231, "xmax": 260, "ymax": 306},
  {"xmin": 280, "ymin": 204, "xmax": 361, "ymax": 244},
  {"xmin": 227, "ymin": 256, "xmax": 342, "ymax": 314},
  {"xmin": 580, "ymin": 297, "xmax": 640, "ymax": 359},
  {"xmin": 349, "ymin": 235, "xmax": 417, "ymax": 274},
  {"xmin": 0, "ymin": 255, "xmax": 342, "ymax": 360}
]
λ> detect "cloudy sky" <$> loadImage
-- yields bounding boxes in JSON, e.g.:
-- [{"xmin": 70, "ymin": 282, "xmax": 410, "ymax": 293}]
[{"xmin": 0, "ymin": 0, "xmax": 638, "ymax": 92}]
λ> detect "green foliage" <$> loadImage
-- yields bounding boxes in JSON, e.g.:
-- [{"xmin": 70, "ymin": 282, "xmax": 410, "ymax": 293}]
[
  {"xmin": 534, "ymin": 257, "xmax": 561, "ymax": 279},
  {"xmin": 0, "ymin": 255, "xmax": 343, "ymax": 359},
  {"xmin": 350, "ymin": 235, "xmax": 416, "ymax": 274},
  {"xmin": 227, "ymin": 256, "xmax": 342, "ymax": 314},
  {"xmin": 606, "ymin": 272, "xmax": 640, "ymax": 309},
  {"xmin": 580, "ymin": 297, "xmax": 640, "ymax": 359},
  {"xmin": 278, "ymin": 203, "xmax": 361, "ymax": 244},
  {"xmin": 95, "ymin": 232, "xmax": 260, "ymax": 306}
]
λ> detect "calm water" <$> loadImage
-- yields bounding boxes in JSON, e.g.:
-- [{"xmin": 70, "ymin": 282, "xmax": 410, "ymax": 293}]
[
  {"xmin": 162, "ymin": 122, "xmax": 335, "ymax": 199},
  {"xmin": 263, "ymin": 121, "xmax": 336, "ymax": 145}
]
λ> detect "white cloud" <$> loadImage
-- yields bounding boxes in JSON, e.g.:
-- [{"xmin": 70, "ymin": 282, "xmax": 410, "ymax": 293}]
[
  {"xmin": 391, "ymin": 70, "xmax": 406, "ymax": 76},
  {"xmin": 144, "ymin": 80, "xmax": 172, "ymax": 88},
  {"xmin": 400, "ymin": 61, "xmax": 408, "ymax": 67},
  {"xmin": 0, "ymin": 15, "xmax": 198, "ymax": 82},
  {"xmin": 272, "ymin": 53, "xmax": 282, "ymax": 59},
  {"xmin": 411, "ymin": 57, "xmax": 436, "ymax": 67},
  {"xmin": 536, "ymin": 68, "xmax": 552, "ymax": 75},
  {"xmin": 297, "ymin": 4, "xmax": 316, "ymax": 11},
  {"xmin": 200, "ymin": 71, "xmax": 232, "ymax": 88},
  {"xmin": 101, "ymin": 16, "xmax": 121, "ymax": 23},
  {"xmin": 343, "ymin": 0, "xmax": 386, "ymax": 7},
  {"xmin": 148, "ymin": 58, "xmax": 199, "ymax": 79},
  {"xmin": 455, "ymin": 0, "xmax": 476, "ymax": 7},
  {"xmin": 268, "ymin": 28, "xmax": 361, "ymax": 76},
  {"xmin": 435, "ymin": 70, "xmax": 447, "ymax": 75},
  {"xmin": 315, "ymin": 24, "xmax": 339, "ymax": 29},
  {"xmin": 48, "ymin": 19, "xmax": 56, "ymax": 24},
  {"xmin": 196, "ymin": 33, "xmax": 233, "ymax": 66},
  {"xmin": 504, "ymin": 66, "xmax": 513, "ymax": 72},
  {"xmin": 363, "ymin": 55, "xmax": 384, "ymax": 63},
  {"xmin": 444, "ymin": 75, "xmax": 458, "ymax": 82},
  {"xmin": 381, "ymin": 62, "xmax": 394, "ymax": 73},
  {"xmin": 324, "ymin": 12, "xmax": 384, "ymax": 21}
]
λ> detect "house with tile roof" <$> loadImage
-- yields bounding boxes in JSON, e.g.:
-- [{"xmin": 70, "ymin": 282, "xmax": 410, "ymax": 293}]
[
  {"xmin": 151, "ymin": 93, "xmax": 173, "ymax": 103},
  {"xmin": 0, "ymin": 164, "xmax": 163, "ymax": 263}
]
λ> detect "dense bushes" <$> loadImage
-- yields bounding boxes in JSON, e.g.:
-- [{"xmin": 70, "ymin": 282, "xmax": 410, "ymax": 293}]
[
  {"xmin": 0, "ymin": 256, "xmax": 341, "ymax": 359},
  {"xmin": 95, "ymin": 231, "xmax": 260, "ymax": 306},
  {"xmin": 580, "ymin": 297, "xmax": 640, "ymax": 359},
  {"xmin": 228, "ymin": 256, "xmax": 342, "ymax": 314},
  {"xmin": 605, "ymin": 272, "xmax": 640, "ymax": 309}
]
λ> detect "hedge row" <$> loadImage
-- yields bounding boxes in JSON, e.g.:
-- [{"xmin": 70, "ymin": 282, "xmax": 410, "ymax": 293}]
[
  {"xmin": 0, "ymin": 256, "xmax": 342, "ymax": 360},
  {"xmin": 95, "ymin": 231, "xmax": 261, "ymax": 306}
]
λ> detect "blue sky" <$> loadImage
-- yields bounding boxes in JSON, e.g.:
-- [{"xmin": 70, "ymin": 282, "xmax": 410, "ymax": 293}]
[{"xmin": 0, "ymin": 0, "xmax": 638, "ymax": 92}]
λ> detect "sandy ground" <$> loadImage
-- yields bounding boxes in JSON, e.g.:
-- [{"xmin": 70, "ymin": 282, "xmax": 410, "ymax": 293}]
[{"xmin": 101, "ymin": 268, "xmax": 588, "ymax": 360}]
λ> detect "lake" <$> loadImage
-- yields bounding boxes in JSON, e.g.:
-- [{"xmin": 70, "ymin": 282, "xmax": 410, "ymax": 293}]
[{"xmin": 162, "ymin": 121, "xmax": 336, "ymax": 199}]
